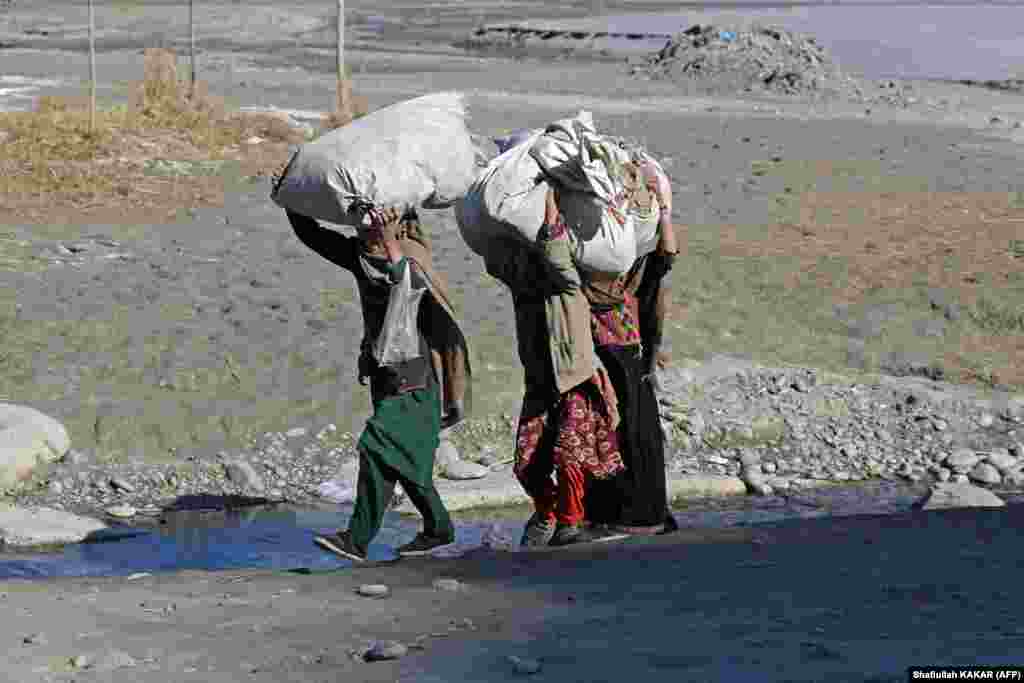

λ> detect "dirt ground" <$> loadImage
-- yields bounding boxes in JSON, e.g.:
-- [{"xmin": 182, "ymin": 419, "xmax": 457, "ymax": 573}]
[
  {"xmin": 1, "ymin": 504, "xmax": 1022, "ymax": 682},
  {"xmin": 2, "ymin": 3, "xmax": 1024, "ymax": 678}
]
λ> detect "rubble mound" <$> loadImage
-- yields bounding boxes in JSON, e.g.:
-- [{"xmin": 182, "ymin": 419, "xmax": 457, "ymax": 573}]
[{"xmin": 632, "ymin": 23, "xmax": 916, "ymax": 105}]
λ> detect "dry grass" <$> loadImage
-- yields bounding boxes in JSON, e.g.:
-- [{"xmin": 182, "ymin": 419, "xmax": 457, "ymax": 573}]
[
  {"xmin": 0, "ymin": 48, "xmax": 360, "ymax": 224},
  {"xmin": 669, "ymin": 190, "xmax": 1024, "ymax": 390}
]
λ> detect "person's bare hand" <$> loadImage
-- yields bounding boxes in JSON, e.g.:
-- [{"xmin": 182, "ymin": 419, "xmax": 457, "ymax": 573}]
[{"xmin": 359, "ymin": 206, "xmax": 403, "ymax": 242}]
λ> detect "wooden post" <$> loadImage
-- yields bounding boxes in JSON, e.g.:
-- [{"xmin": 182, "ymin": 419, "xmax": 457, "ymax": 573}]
[
  {"xmin": 189, "ymin": 0, "xmax": 196, "ymax": 96},
  {"xmin": 335, "ymin": 0, "xmax": 351, "ymax": 118},
  {"xmin": 88, "ymin": 0, "xmax": 96, "ymax": 134}
]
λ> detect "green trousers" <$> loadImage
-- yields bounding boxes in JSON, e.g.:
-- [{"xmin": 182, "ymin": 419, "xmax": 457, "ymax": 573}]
[{"xmin": 347, "ymin": 385, "xmax": 453, "ymax": 554}]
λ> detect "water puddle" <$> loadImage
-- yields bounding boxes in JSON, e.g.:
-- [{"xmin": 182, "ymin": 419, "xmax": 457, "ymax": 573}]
[{"xmin": 1, "ymin": 481, "xmax": 1019, "ymax": 579}]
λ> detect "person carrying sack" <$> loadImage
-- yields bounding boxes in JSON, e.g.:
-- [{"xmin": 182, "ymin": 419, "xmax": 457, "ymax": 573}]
[
  {"xmin": 493, "ymin": 186, "xmax": 629, "ymax": 549},
  {"xmin": 286, "ymin": 205, "xmax": 472, "ymax": 562}
]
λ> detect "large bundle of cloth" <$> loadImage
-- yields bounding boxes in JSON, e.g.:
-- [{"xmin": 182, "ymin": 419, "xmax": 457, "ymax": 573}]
[
  {"xmin": 272, "ymin": 92, "xmax": 484, "ymax": 226},
  {"xmin": 456, "ymin": 111, "xmax": 640, "ymax": 281}
]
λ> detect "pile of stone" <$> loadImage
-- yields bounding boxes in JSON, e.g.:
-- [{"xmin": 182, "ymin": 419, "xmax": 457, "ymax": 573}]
[
  {"xmin": 631, "ymin": 23, "xmax": 920, "ymax": 106},
  {"xmin": 655, "ymin": 361, "xmax": 1024, "ymax": 494}
]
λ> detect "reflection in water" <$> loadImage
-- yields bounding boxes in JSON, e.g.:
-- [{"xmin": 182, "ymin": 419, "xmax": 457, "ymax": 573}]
[{"xmin": 0, "ymin": 482, "xmax": 1016, "ymax": 579}]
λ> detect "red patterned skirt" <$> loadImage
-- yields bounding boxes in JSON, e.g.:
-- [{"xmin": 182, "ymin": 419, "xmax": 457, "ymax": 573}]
[{"xmin": 514, "ymin": 381, "xmax": 624, "ymax": 481}]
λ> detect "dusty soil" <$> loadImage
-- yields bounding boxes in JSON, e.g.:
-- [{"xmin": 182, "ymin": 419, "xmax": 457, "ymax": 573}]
[
  {"xmin": 2, "ymin": 1, "xmax": 1024, "ymax": 681},
  {"xmin": 2, "ymin": 0, "xmax": 1024, "ymax": 466},
  {"xmin": 2, "ymin": 504, "xmax": 1022, "ymax": 681}
]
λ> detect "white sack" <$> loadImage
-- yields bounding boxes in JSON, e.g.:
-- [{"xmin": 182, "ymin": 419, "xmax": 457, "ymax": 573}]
[
  {"xmin": 271, "ymin": 92, "xmax": 483, "ymax": 226},
  {"xmin": 455, "ymin": 129, "xmax": 548, "ymax": 261},
  {"xmin": 629, "ymin": 152, "xmax": 672, "ymax": 258},
  {"xmin": 457, "ymin": 111, "xmax": 638, "ymax": 275}
]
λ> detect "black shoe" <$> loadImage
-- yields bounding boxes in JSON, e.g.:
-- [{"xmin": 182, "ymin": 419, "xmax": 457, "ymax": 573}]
[
  {"xmin": 549, "ymin": 524, "xmax": 627, "ymax": 547},
  {"xmin": 660, "ymin": 513, "xmax": 680, "ymax": 535},
  {"xmin": 314, "ymin": 531, "xmax": 367, "ymax": 562},
  {"xmin": 520, "ymin": 512, "xmax": 557, "ymax": 549},
  {"xmin": 397, "ymin": 532, "xmax": 456, "ymax": 557}
]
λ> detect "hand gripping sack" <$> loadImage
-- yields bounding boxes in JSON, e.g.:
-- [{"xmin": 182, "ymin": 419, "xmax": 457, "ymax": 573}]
[
  {"xmin": 271, "ymin": 92, "xmax": 482, "ymax": 226},
  {"xmin": 372, "ymin": 263, "xmax": 427, "ymax": 367}
]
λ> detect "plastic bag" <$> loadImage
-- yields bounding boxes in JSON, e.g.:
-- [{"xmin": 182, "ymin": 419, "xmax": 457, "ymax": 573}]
[
  {"xmin": 493, "ymin": 127, "xmax": 542, "ymax": 155},
  {"xmin": 372, "ymin": 262, "xmax": 427, "ymax": 367},
  {"xmin": 270, "ymin": 92, "xmax": 483, "ymax": 227}
]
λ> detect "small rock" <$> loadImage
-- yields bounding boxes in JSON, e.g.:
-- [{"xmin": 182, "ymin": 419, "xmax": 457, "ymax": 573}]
[
  {"xmin": 109, "ymin": 477, "xmax": 134, "ymax": 493},
  {"xmin": 285, "ymin": 427, "xmax": 307, "ymax": 438},
  {"xmin": 978, "ymin": 413, "xmax": 995, "ymax": 428},
  {"xmin": 22, "ymin": 633, "xmax": 47, "ymax": 645},
  {"xmin": 968, "ymin": 462, "xmax": 1002, "ymax": 486},
  {"xmin": 944, "ymin": 448, "xmax": 980, "ymax": 474},
  {"xmin": 223, "ymin": 460, "xmax": 266, "ymax": 493},
  {"xmin": 507, "ymin": 655, "xmax": 542, "ymax": 675},
  {"xmin": 984, "ymin": 450, "xmax": 1018, "ymax": 473},
  {"xmin": 1009, "ymin": 443, "xmax": 1024, "ymax": 458},
  {"xmin": 126, "ymin": 572, "xmax": 152, "ymax": 581},
  {"xmin": 356, "ymin": 584, "xmax": 390, "ymax": 598},
  {"xmin": 432, "ymin": 578, "xmax": 462, "ymax": 592},
  {"xmin": 106, "ymin": 504, "xmax": 137, "ymax": 519},
  {"xmin": 441, "ymin": 459, "xmax": 490, "ymax": 481},
  {"xmin": 931, "ymin": 419, "xmax": 948, "ymax": 432},
  {"xmin": 914, "ymin": 482, "xmax": 1006, "ymax": 510},
  {"xmin": 364, "ymin": 641, "xmax": 407, "ymax": 662},
  {"xmin": 761, "ymin": 461, "xmax": 778, "ymax": 474},
  {"xmin": 71, "ymin": 655, "xmax": 91, "ymax": 669},
  {"xmin": 738, "ymin": 449, "xmax": 761, "ymax": 467},
  {"xmin": 61, "ymin": 449, "xmax": 90, "ymax": 466},
  {"xmin": 95, "ymin": 650, "xmax": 136, "ymax": 670}
]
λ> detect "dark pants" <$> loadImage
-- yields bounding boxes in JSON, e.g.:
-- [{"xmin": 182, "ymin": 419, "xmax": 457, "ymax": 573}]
[
  {"xmin": 346, "ymin": 385, "xmax": 453, "ymax": 554},
  {"xmin": 347, "ymin": 448, "xmax": 453, "ymax": 555}
]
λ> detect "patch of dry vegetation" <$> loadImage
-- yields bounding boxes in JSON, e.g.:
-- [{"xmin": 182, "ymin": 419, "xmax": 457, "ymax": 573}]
[
  {"xmin": 0, "ymin": 49, "xmax": 366, "ymax": 224},
  {"xmin": 671, "ymin": 191, "xmax": 1024, "ymax": 390}
]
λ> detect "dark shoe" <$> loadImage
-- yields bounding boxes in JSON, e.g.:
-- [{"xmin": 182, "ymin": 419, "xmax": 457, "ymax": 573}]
[
  {"xmin": 549, "ymin": 524, "xmax": 627, "ymax": 547},
  {"xmin": 314, "ymin": 531, "xmax": 367, "ymax": 562},
  {"xmin": 397, "ymin": 532, "xmax": 456, "ymax": 557},
  {"xmin": 660, "ymin": 513, "xmax": 680, "ymax": 535},
  {"xmin": 520, "ymin": 512, "xmax": 557, "ymax": 549}
]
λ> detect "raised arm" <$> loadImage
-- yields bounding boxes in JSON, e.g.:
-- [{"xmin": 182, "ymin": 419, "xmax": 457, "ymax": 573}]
[{"xmin": 286, "ymin": 209, "xmax": 360, "ymax": 272}]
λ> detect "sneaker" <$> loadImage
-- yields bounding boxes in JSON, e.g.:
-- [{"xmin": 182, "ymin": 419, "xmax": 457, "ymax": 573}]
[
  {"xmin": 314, "ymin": 531, "xmax": 367, "ymax": 562},
  {"xmin": 548, "ymin": 524, "xmax": 627, "ymax": 547},
  {"xmin": 520, "ymin": 512, "xmax": 557, "ymax": 549},
  {"xmin": 397, "ymin": 532, "xmax": 456, "ymax": 557}
]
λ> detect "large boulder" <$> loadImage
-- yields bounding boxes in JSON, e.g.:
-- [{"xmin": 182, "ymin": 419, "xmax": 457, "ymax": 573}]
[
  {"xmin": 913, "ymin": 483, "xmax": 1006, "ymax": 511},
  {"xmin": 0, "ymin": 403, "xmax": 71, "ymax": 490},
  {"xmin": 0, "ymin": 504, "xmax": 107, "ymax": 547}
]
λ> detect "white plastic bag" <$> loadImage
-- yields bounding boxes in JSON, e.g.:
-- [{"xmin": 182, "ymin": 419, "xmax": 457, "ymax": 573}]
[
  {"xmin": 372, "ymin": 262, "xmax": 426, "ymax": 367},
  {"xmin": 271, "ymin": 92, "xmax": 483, "ymax": 226}
]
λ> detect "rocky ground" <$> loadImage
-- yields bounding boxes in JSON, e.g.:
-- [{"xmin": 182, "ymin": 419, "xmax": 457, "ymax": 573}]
[{"xmin": 7, "ymin": 354, "xmax": 1023, "ymax": 531}]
